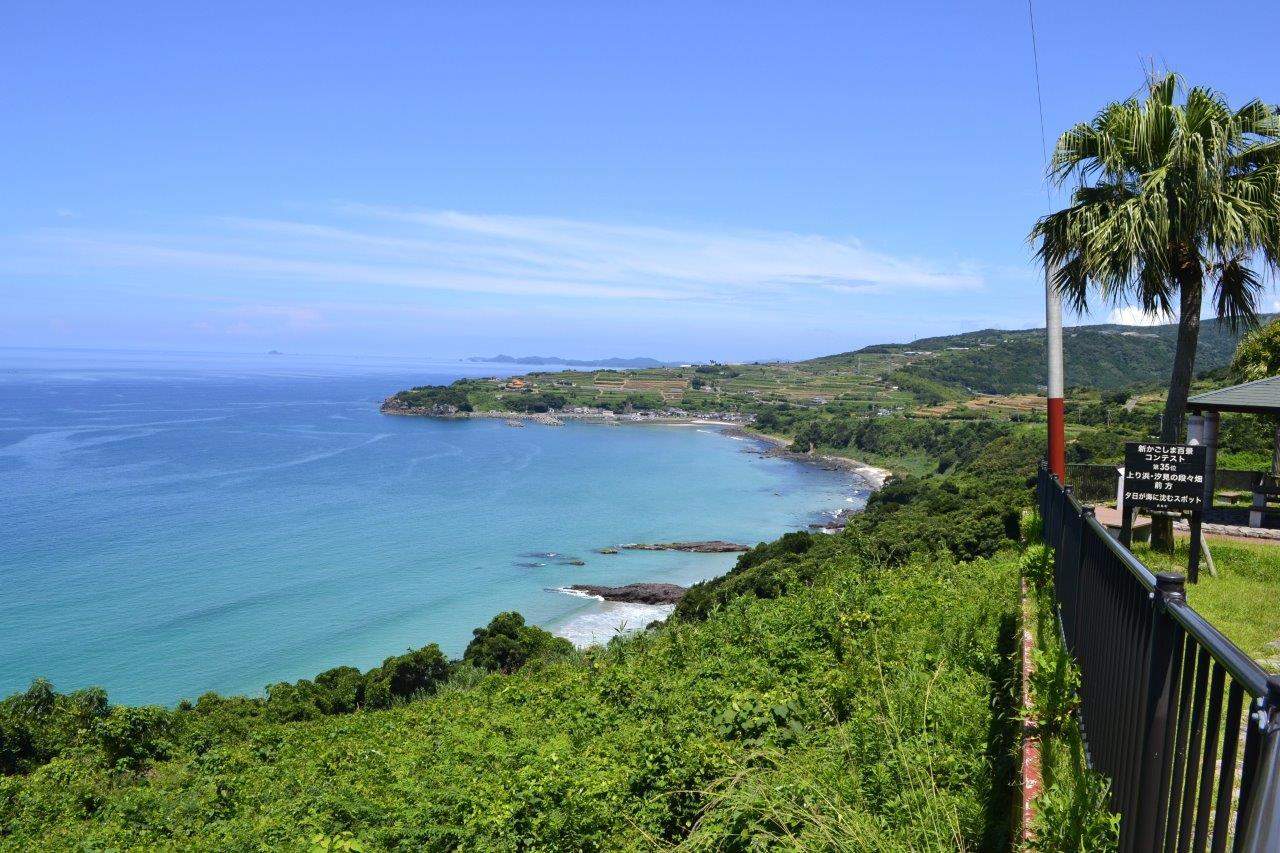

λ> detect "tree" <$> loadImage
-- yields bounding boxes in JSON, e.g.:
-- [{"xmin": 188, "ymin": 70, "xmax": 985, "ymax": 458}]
[
  {"xmin": 463, "ymin": 612, "xmax": 572, "ymax": 674},
  {"xmin": 1230, "ymin": 318, "xmax": 1280, "ymax": 381},
  {"xmin": 1033, "ymin": 74, "xmax": 1280, "ymax": 437},
  {"xmin": 364, "ymin": 645, "xmax": 451, "ymax": 709},
  {"xmin": 1032, "ymin": 74, "xmax": 1280, "ymax": 548}
]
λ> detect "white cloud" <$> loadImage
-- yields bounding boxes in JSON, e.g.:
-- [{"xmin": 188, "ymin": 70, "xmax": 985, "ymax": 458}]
[
  {"xmin": 7, "ymin": 206, "xmax": 983, "ymax": 304},
  {"xmin": 1107, "ymin": 305, "xmax": 1174, "ymax": 326}
]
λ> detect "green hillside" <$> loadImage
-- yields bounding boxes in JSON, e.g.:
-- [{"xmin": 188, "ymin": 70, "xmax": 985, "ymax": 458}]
[
  {"xmin": 0, "ymin": 537, "xmax": 1021, "ymax": 850},
  {"xmin": 831, "ymin": 317, "xmax": 1268, "ymax": 395}
]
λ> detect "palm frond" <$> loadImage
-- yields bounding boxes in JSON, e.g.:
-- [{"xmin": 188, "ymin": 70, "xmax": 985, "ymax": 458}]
[
  {"xmin": 1212, "ymin": 255, "xmax": 1263, "ymax": 332},
  {"xmin": 1029, "ymin": 71, "xmax": 1280, "ymax": 330}
]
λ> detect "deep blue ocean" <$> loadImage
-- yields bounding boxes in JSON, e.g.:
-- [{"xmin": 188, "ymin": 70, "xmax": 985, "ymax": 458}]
[{"xmin": 0, "ymin": 349, "xmax": 866, "ymax": 705}]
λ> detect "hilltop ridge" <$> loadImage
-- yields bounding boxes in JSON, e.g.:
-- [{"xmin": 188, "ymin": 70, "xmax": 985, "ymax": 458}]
[
  {"xmin": 810, "ymin": 315, "xmax": 1271, "ymax": 394},
  {"xmin": 466, "ymin": 354, "xmax": 675, "ymax": 368}
]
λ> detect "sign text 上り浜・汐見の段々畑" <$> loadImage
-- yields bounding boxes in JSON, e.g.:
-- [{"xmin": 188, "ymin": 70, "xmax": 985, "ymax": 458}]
[{"xmin": 1122, "ymin": 442, "xmax": 1208, "ymax": 512}]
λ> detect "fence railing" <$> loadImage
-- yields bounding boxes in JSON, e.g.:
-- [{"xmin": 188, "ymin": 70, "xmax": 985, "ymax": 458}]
[{"xmin": 1038, "ymin": 462, "xmax": 1280, "ymax": 852}]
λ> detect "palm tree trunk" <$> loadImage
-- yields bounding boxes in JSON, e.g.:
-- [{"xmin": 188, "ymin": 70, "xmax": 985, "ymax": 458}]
[
  {"xmin": 1151, "ymin": 274, "xmax": 1204, "ymax": 552},
  {"xmin": 1160, "ymin": 282, "xmax": 1203, "ymax": 443}
]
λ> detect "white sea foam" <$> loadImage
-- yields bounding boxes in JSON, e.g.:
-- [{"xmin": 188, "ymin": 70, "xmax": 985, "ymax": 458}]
[
  {"xmin": 550, "ymin": 586, "xmax": 603, "ymax": 600},
  {"xmin": 551, "ymin": 599, "xmax": 675, "ymax": 648}
]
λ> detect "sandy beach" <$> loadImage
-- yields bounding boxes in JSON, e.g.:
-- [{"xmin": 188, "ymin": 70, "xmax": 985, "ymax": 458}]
[{"xmin": 720, "ymin": 427, "xmax": 892, "ymax": 490}]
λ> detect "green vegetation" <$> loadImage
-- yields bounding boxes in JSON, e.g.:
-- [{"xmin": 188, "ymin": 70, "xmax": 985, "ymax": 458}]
[
  {"xmin": 384, "ymin": 316, "xmax": 1268, "ymax": 425},
  {"xmin": 0, "ymin": 539, "xmax": 1024, "ymax": 849},
  {"xmin": 1131, "ymin": 536, "xmax": 1280, "ymax": 665},
  {"xmin": 0, "ymin": 613, "xmax": 575, "ymax": 782},
  {"xmin": 891, "ymin": 321, "xmax": 1253, "ymax": 395},
  {"xmin": 1230, "ymin": 317, "xmax": 1280, "ymax": 383},
  {"xmin": 1021, "ymin": 540, "xmax": 1120, "ymax": 852},
  {"xmin": 391, "ymin": 382, "xmax": 474, "ymax": 412},
  {"xmin": 463, "ymin": 611, "xmax": 574, "ymax": 673}
]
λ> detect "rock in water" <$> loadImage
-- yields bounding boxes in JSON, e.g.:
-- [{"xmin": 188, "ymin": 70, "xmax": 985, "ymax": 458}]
[
  {"xmin": 620, "ymin": 541, "xmax": 750, "ymax": 553},
  {"xmin": 569, "ymin": 583, "xmax": 687, "ymax": 604}
]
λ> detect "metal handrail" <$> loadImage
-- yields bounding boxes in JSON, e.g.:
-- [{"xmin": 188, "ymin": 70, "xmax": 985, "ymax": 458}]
[
  {"xmin": 1081, "ymin": 510, "xmax": 1158, "ymax": 592},
  {"xmin": 1037, "ymin": 461, "xmax": 1280, "ymax": 852},
  {"xmin": 1165, "ymin": 599, "xmax": 1271, "ymax": 699}
]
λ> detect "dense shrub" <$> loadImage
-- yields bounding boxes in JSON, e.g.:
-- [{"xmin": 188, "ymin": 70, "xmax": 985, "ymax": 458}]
[
  {"xmin": 391, "ymin": 382, "xmax": 474, "ymax": 411},
  {"xmin": 463, "ymin": 612, "xmax": 573, "ymax": 674}
]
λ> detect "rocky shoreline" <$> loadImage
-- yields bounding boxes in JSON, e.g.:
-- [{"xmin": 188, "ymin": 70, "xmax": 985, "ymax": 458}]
[
  {"xmin": 621, "ymin": 540, "xmax": 750, "ymax": 553},
  {"xmin": 380, "ymin": 397, "xmax": 727, "ymax": 428},
  {"xmin": 568, "ymin": 582, "xmax": 687, "ymax": 605},
  {"xmin": 722, "ymin": 427, "xmax": 892, "ymax": 490}
]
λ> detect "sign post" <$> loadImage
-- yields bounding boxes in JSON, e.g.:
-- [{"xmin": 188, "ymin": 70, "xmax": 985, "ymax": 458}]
[{"xmin": 1122, "ymin": 442, "xmax": 1208, "ymax": 581}]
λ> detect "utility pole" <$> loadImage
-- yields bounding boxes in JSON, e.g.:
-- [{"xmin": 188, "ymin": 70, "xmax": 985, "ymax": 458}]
[{"xmin": 1046, "ymin": 263, "xmax": 1066, "ymax": 480}]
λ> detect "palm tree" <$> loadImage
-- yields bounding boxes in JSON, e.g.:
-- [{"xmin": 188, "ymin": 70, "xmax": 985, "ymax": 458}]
[{"xmin": 1033, "ymin": 74, "xmax": 1280, "ymax": 545}]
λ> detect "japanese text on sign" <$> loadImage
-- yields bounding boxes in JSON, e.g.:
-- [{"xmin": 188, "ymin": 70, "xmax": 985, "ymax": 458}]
[{"xmin": 1122, "ymin": 442, "xmax": 1207, "ymax": 512}]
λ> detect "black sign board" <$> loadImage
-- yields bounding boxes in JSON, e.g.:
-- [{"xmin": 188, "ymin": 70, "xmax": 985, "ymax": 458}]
[{"xmin": 1122, "ymin": 442, "xmax": 1207, "ymax": 512}]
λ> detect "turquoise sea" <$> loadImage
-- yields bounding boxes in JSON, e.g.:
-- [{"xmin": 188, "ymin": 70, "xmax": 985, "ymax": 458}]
[{"xmin": 0, "ymin": 349, "xmax": 867, "ymax": 706}]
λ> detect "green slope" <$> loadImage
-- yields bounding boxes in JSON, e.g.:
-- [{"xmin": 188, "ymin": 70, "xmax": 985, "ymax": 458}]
[
  {"xmin": 0, "ymin": 542, "xmax": 1019, "ymax": 850},
  {"xmin": 809, "ymin": 317, "xmax": 1268, "ymax": 395}
]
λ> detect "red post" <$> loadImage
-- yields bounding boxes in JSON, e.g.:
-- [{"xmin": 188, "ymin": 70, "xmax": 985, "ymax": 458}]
[
  {"xmin": 1047, "ymin": 396, "xmax": 1065, "ymax": 480},
  {"xmin": 1045, "ymin": 263, "xmax": 1066, "ymax": 480}
]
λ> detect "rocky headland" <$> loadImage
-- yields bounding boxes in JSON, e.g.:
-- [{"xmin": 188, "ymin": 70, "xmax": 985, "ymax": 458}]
[{"xmin": 569, "ymin": 583, "xmax": 687, "ymax": 604}]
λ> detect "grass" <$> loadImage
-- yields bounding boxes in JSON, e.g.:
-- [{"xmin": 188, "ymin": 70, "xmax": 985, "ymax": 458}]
[{"xmin": 1130, "ymin": 535, "xmax": 1280, "ymax": 665}]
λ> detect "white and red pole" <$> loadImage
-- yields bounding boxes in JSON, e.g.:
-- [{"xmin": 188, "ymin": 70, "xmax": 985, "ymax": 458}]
[{"xmin": 1045, "ymin": 263, "xmax": 1066, "ymax": 480}]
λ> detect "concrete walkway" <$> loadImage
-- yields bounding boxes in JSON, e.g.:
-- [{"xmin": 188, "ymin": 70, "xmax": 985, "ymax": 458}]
[{"xmin": 1174, "ymin": 518, "xmax": 1280, "ymax": 541}]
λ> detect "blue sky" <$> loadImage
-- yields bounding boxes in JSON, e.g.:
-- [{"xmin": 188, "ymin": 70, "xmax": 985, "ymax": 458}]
[{"xmin": 3, "ymin": 1, "xmax": 1276, "ymax": 361}]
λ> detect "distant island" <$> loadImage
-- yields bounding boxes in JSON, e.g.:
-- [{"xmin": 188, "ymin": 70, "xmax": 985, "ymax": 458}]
[{"xmin": 467, "ymin": 354, "xmax": 675, "ymax": 368}]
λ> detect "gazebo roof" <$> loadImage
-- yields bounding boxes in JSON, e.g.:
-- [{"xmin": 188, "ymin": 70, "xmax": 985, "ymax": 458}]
[{"xmin": 1187, "ymin": 375, "xmax": 1280, "ymax": 415}]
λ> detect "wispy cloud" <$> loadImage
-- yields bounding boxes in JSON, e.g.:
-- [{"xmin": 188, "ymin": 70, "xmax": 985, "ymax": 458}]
[
  {"xmin": 8, "ymin": 206, "xmax": 983, "ymax": 303},
  {"xmin": 1107, "ymin": 305, "xmax": 1175, "ymax": 326}
]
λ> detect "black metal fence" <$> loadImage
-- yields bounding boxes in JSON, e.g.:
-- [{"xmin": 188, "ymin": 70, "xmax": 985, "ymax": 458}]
[{"xmin": 1038, "ymin": 463, "xmax": 1280, "ymax": 852}]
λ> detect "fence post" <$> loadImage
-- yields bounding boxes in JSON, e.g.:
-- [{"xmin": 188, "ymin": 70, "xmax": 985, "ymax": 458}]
[
  {"xmin": 1131, "ymin": 573, "xmax": 1186, "ymax": 849},
  {"xmin": 1038, "ymin": 461, "xmax": 1048, "ymax": 545},
  {"xmin": 1070, "ymin": 506, "xmax": 1094, "ymax": 651},
  {"xmin": 1059, "ymin": 484, "xmax": 1074, "ymax": 558},
  {"xmin": 1239, "ymin": 676, "xmax": 1280, "ymax": 852}
]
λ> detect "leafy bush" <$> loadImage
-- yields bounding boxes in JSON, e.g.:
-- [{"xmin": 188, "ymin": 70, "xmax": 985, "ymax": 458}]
[
  {"xmin": 463, "ymin": 611, "xmax": 573, "ymax": 674},
  {"xmin": 1029, "ymin": 772, "xmax": 1120, "ymax": 852},
  {"xmin": 363, "ymin": 644, "xmax": 451, "ymax": 708},
  {"xmin": 1026, "ymin": 646, "xmax": 1080, "ymax": 738},
  {"xmin": 1020, "ymin": 543, "xmax": 1054, "ymax": 591}
]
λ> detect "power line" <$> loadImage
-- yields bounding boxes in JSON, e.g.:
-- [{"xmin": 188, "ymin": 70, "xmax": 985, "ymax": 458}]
[
  {"xmin": 1026, "ymin": 0, "xmax": 1052, "ymax": 209},
  {"xmin": 1027, "ymin": 0, "xmax": 1066, "ymax": 483}
]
